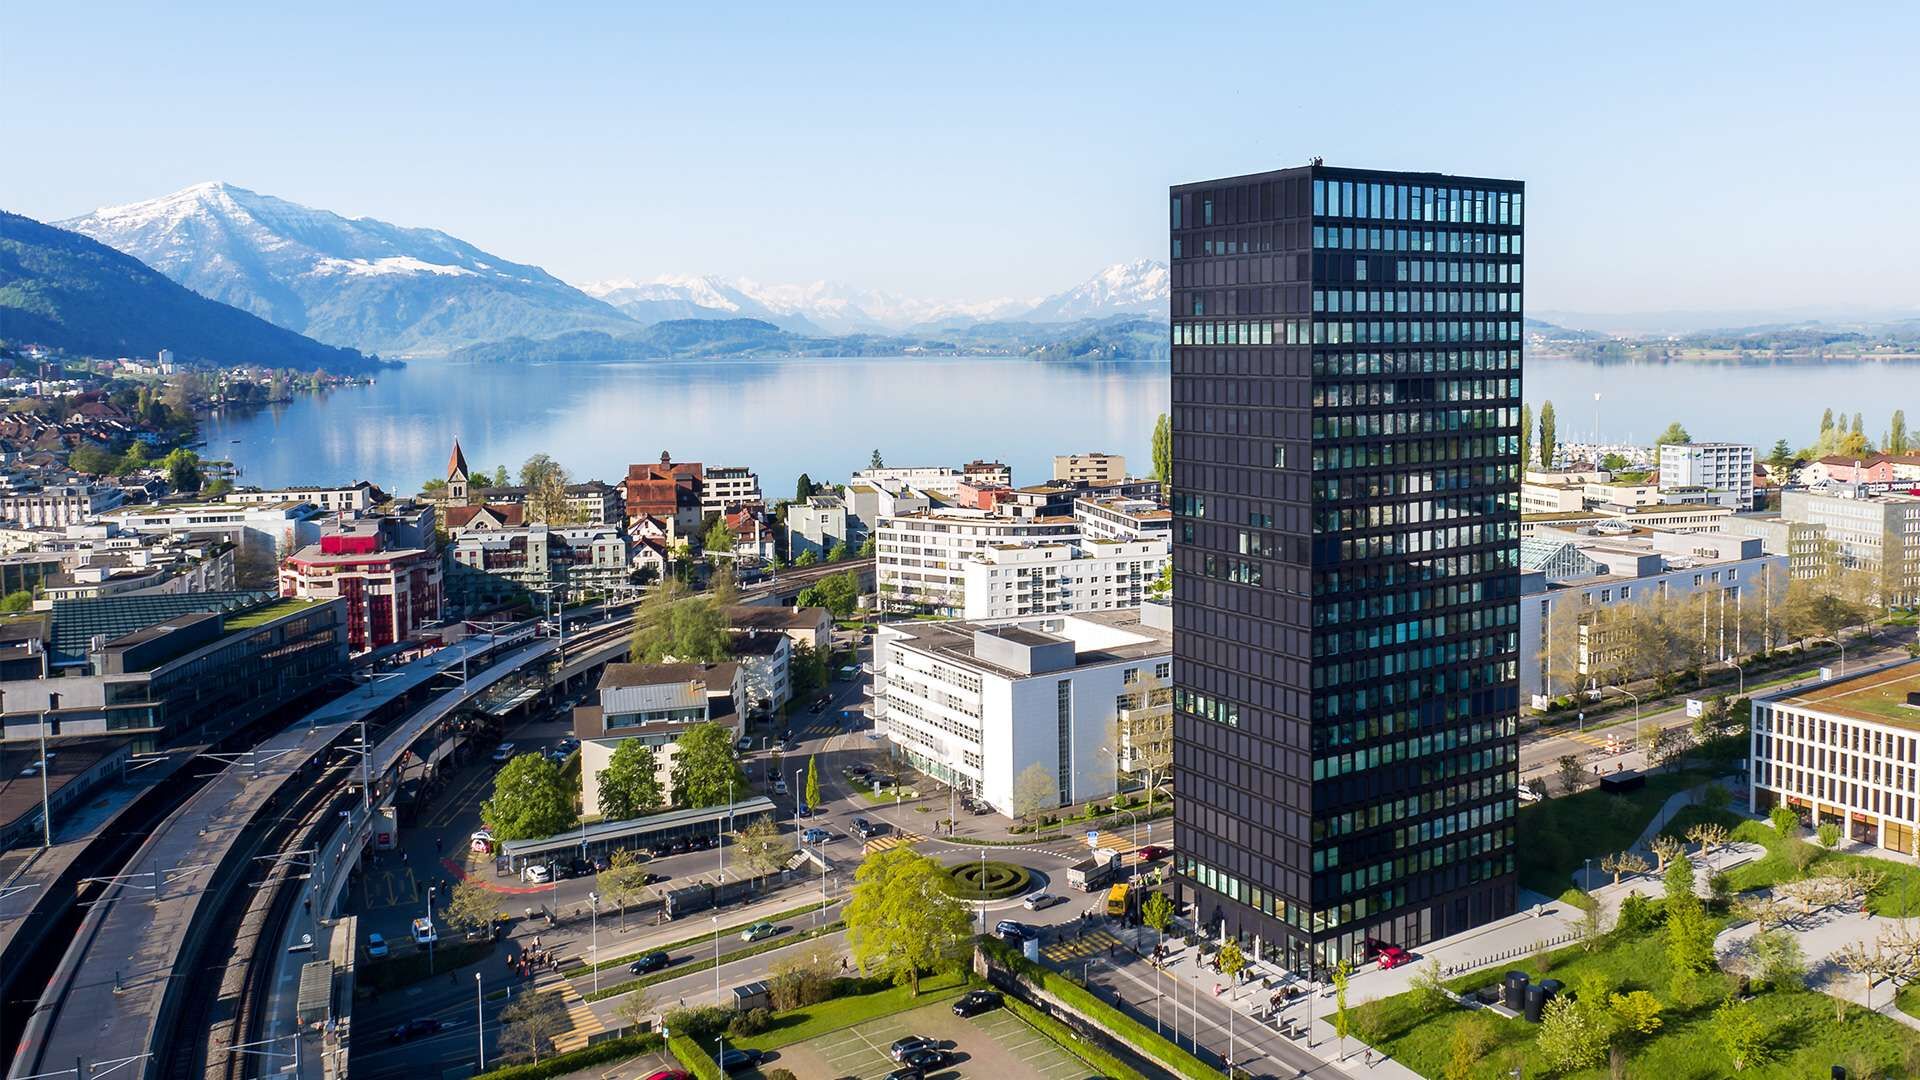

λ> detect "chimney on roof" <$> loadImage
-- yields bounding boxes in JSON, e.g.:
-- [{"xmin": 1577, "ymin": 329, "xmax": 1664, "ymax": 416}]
[{"xmin": 660, "ymin": 451, "xmax": 671, "ymax": 466}]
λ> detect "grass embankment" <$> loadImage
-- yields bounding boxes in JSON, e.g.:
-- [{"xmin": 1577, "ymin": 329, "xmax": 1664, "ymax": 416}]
[
  {"xmin": 583, "ymin": 921, "xmax": 845, "ymax": 1002},
  {"xmin": 1003, "ymin": 994, "xmax": 1150, "ymax": 1080},
  {"xmin": 728, "ymin": 971, "xmax": 972, "ymax": 1051},
  {"xmin": 1352, "ymin": 918, "xmax": 1920, "ymax": 1078},
  {"xmin": 1516, "ymin": 769, "xmax": 1713, "ymax": 894}
]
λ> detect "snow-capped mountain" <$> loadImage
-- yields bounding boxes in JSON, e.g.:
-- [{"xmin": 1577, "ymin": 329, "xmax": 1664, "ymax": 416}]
[
  {"xmin": 578, "ymin": 274, "xmax": 1036, "ymax": 335},
  {"xmin": 59, "ymin": 183, "xmax": 634, "ymax": 355},
  {"xmin": 1019, "ymin": 259, "xmax": 1168, "ymax": 322}
]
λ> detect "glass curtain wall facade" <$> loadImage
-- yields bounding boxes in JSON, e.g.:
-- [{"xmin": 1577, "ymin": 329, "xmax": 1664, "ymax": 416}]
[{"xmin": 1168, "ymin": 166, "xmax": 1524, "ymax": 972}]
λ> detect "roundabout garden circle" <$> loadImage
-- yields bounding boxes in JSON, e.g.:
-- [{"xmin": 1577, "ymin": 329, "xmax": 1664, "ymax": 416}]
[{"xmin": 943, "ymin": 860, "xmax": 1033, "ymax": 900}]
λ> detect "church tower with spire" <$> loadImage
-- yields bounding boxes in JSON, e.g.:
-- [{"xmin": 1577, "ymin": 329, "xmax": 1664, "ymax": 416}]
[{"xmin": 447, "ymin": 438, "xmax": 471, "ymax": 505}]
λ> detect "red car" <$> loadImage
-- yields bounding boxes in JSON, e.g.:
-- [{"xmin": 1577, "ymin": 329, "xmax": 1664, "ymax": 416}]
[
  {"xmin": 641, "ymin": 1072, "xmax": 691, "ymax": 1080},
  {"xmin": 1375, "ymin": 944, "xmax": 1411, "ymax": 969},
  {"xmin": 1134, "ymin": 844, "xmax": 1171, "ymax": 861}
]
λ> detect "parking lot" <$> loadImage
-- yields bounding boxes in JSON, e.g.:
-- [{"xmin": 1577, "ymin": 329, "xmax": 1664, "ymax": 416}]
[{"xmin": 754, "ymin": 1000, "xmax": 1095, "ymax": 1080}]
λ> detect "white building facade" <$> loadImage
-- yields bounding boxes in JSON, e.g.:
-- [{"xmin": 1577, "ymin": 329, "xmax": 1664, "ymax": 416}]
[
  {"xmin": 1750, "ymin": 661, "xmax": 1920, "ymax": 855},
  {"xmin": 959, "ymin": 538, "xmax": 1167, "ymax": 619},
  {"xmin": 1659, "ymin": 442, "xmax": 1757, "ymax": 511}
]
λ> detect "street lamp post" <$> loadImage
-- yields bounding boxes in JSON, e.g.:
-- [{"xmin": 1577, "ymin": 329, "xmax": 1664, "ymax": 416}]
[
  {"xmin": 1601, "ymin": 685, "xmax": 1642, "ymax": 747},
  {"xmin": 1723, "ymin": 655, "xmax": 1746, "ymax": 696},
  {"xmin": 712, "ymin": 914, "xmax": 722, "ymax": 1004},
  {"xmin": 426, "ymin": 885, "xmax": 438, "ymax": 974},
  {"xmin": 588, "ymin": 890, "xmax": 600, "ymax": 994},
  {"xmin": 794, "ymin": 767, "xmax": 805, "ymax": 833},
  {"xmin": 475, "ymin": 973, "xmax": 486, "ymax": 1070}
]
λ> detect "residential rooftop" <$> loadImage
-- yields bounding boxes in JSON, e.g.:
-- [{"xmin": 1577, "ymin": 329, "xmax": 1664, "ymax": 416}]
[
  {"xmin": 224, "ymin": 597, "xmax": 327, "ymax": 630},
  {"xmin": 1776, "ymin": 663, "xmax": 1920, "ymax": 730}
]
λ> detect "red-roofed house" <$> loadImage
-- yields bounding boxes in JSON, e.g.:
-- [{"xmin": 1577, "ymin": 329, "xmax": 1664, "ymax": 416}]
[{"xmin": 623, "ymin": 452, "xmax": 704, "ymax": 536}]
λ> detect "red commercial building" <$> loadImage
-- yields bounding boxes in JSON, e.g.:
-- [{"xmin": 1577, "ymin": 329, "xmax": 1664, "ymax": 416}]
[{"xmin": 279, "ymin": 519, "xmax": 441, "ymax": 653}]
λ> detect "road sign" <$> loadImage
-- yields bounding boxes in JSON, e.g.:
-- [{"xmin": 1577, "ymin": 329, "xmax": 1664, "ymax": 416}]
[{"xmin": 1087, "ymin": 830, "xmax": 1100, "ymax": 848}]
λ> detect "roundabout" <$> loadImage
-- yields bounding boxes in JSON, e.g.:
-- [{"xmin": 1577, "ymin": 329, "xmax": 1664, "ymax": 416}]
[{"xmin": 944, "ymin": 859, "xmax": 1033, "ymax": 901}]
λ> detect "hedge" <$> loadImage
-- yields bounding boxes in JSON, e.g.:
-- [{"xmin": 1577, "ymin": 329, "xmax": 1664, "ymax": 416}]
[
  {"xmin": 1004, "ymin": 993, "xmax": 1149, "ymax": 1080},
  {"xmin": 979, "ymin": 937, "xmax": 1220, "ymax": 1080},
  {"xmin": 668, "ymin": 1034, "xmax": 726, "ymax": 1080},
  {"xmin": 474, "ymin": 1034, "xmax": 663, "ymax": 1080},
  {"xmin": 944, "ymin": 860, "xmax": 1031, "ymax": 900}
]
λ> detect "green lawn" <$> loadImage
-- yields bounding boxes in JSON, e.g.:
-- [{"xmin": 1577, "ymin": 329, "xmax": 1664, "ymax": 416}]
[
  {"xmin": 1353, "ymin": 921, "xmax": 1920, "ymax": 1078},
  {"xmin": 1517, "ymin": 770, "xmax": 1712, "ymax": 894},
  {"xmin": 562, "ymin": 899, "xmax": 834, "ymax": 977},
  {"xmin": 726, "ymin": 970, "xmax": 972, "ymax": 1051},
  {"xmin": 225, "ymin": 597, "xmax": 325, "ymax": 629},
  {"xmin": 1716, "ymin": 819, "xmax": 1920, "ymax": 917},
  {"xmin": 583, "ymin": 921, "xmax": 845, "ymax": 1001}
]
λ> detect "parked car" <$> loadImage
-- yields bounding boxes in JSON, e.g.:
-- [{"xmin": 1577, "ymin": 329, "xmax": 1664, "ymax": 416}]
[
  {"xmin": 568, "ymin": 857, "xmax": 595, "ymax": 878},
  {"xmin": 773, "ymin": 778, "xmax": 788, "ymax": 795},
  {"xmin": 883, "ymin": 1069, "xmax": 924, "ymax": 1080},
  {"xmin": 889, "ymin": 1036, "xmax": 937, "ymax": 1062},
  {"xmin": 737, "ymin": 735, "xmax": 753, "ymax": 751},
  {"xmin": 717, "ymin": 1048, "xmax": 764, "ymax": 1073},
  {"xmin": 491, "ymin": 742, "xmax": 517, "ymax": 763},
  {"xmin": 522, "ymin": 864, "xmax": 552, "ymax": 884},
  {"xmin": 1376, "ymin": 944, "xmax": 1412, "ymax": 969},
  {"xmin": 740, "ymin": 921, "xmax": 779, "ymax": 942},
  {"xmin": 642, "ymin": 871, "xmax": 670, "ymax": 885},
  {"xmin": 1518, "ymin": 783, "xmax": 1543, "ymax": 804},
  {"xmin": 388, "ymin": 1018, "xmax": 442, "ymax": 1043},
  {"xmin": 1134, "ymin": 844, "xmax": 1171, "ymax": 861},
  {"xmin": 641, "ymin": 1071, "xmax": 691, "ymax": 1080},
  {"xmin": 952, "ymin": 989, "xmax": 1003, "ymax": 1017},
  {"xmin": 809, "ymin": 698, "xmax": 829, "ymax": 714},
  {"xmin": 593, "ymin": 854, "xmax": 612, "ymax": 873},
  {"xmin": 365, "ymin": 932, "xmax": 388, "ymax": 959},
  {"xmin": 802, "ymin": 827, "xmax": 830, "ymax": 845},
  {"xmin": 628, "ymin": 951, "xmax": 671, "ymax": 974},
  {"xmin": 1022, "ymin": 892, "xmax": 1062, "ymax": 911},
  {"xmin": 411, "ymin": 917, "xmax": 437, "ymax": 945},
  {"xmin": 688, "ymin": 834, "xmax": 715, "ymax": 851},
  {"xmin": 902, "ymin": 1047, "xmax": 953, "ymax": 1071},
  {"xmin": 995, "ymin": 919, "xmax": 1031, "ymax": 943}
]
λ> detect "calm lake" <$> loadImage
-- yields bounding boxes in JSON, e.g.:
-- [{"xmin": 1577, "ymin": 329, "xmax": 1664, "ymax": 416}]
[
  {"xmin": 201, "ymin": 355, "xmax": 1920, "ymax": 497},
  {"xmin": 200, "ymin": 355, "xmax": 1172, "ymax": 497}
]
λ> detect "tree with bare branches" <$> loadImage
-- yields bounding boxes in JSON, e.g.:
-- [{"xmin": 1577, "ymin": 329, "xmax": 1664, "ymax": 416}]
[
  {"xmin": 1686, "ymin": 822, "xmax": 1730, "ymax": 869},
  {"xmin": 1650, "ymin": 835, "xmax": 1685, "ymax": 872},
  {"xmin": 1600, "ymin": 851, "xmax": 1650, "ymax": 885}
]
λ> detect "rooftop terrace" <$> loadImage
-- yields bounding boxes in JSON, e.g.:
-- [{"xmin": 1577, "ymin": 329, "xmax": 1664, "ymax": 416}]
[{"xmin": 1777, "ymin": 663, "xmax": 1920, "ymax": 730}]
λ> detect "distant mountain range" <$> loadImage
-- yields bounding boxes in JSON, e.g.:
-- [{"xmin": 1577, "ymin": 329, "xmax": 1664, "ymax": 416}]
[
  {"xmin": 447, "ymin": 314, "xmax": 1169, "ymax": 366},
  {"xmin": 54, "ymin": 183, "xmax": 1170, "ymax": 357},
  {"xmin": 58, "ymin": 183, "xmax": 635, "ymax": 356},
  {"xmin": 0, "ymin": 211, "xmax": 382, "ymax": 373}
]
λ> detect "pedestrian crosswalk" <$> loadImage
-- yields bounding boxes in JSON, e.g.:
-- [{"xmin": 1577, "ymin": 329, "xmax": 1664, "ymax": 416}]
[
  {"xmin": 796, "ymin": 722, "xmax": 838, "ymax": 738},
  {"xmin": 862, "ymin": 830, "xmax": 924, "ymax": 854},
  {"xmin": 544, "ymin": 969, "xmax": 605, "ymax": 1053},
  {"xmin": 1042, "ymin": 929, "xmax": 1124, "ymax": 963}
]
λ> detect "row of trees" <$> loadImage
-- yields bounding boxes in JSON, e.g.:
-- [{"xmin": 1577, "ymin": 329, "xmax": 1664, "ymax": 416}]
[
  {"xmin": 68, "ymin": 442, "xmax": 210, "ymax": 492},
  {"xmin": 479, "ymin": 720, "xmax": 750, "ymax": 841}
]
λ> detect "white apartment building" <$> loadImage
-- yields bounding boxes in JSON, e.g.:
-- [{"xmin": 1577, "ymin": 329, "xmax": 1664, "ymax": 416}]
[
  {"xmin": 1750, "ymin": 661, "xmax": 1920, "ymax": 855},
  {"xmin": 0, "ymin": 484, "xmax": 126, "ymax": 528},
  {"xmin": 1073, "ymin": 495, "xmax": 1172, "ymax": 542},
  {"xmin": 701, "ymin": 466, "xmax": 763, "ymax": 515},
  {"xmin": 1660, "ymin": 442, "xmax": 1757, "ymax": 511},
  {"xmin": 871, "ymin": 605, "xmax": 1172, "ymax": 817},
  {"xmin": 1519, "ymin": 525, "xmax": 1789, "ymax": 704},
  {"xmin": 105, "ymin": 500, "xmax": 323, "ymax": 560},
  {"xmin": 1521, "ymin": 482, "xmax": 1585, "ymax": 515},
  {"xmin": 1780, "ymin": 487, "xmax": 1920, "ymax": 605},
  {"xmin": 1052, "ymin": 452, "xmax": 1127, "ymax": 486},
  {"xmin": 576, "ymin": 661, "xmax": 745, "ymax": 816},
  {"xmin": 874, "ymin": 508, "xmax": 1080, "ymax": 614},
  {"xmin": 961, "ymin": 460, "xmax": 1013, "ymax": 488},
  {"xmin": 960, "ymin": 538, "xmax": 1167, "ymax": 619},
  {"xmin": 227, "ymin": 482, "xmax": 381, "ymax": 515},
  {"xmin": 786, "ymin": 494, "xmax": 856, "ymax": 560},
  {"xmin": 851, "ymin": 466, "xmax": 968, "ymax": 497},
  {"xmin": 1521, "ymin": 504, "xmax": 1734, "ymax": 537}
]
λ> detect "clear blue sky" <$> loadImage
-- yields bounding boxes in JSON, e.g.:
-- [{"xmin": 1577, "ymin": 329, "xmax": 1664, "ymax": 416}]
[{"xmin": 6, "ymin": 1, "xmax": 1917, "ymax": 315}]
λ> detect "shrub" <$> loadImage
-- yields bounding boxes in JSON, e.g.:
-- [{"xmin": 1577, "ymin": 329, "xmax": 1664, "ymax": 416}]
[
  {"xmin": 475, "ymin": 1035, "xmax": 663, "ymax": 1080},
  {"xmin": 667, "ymin": 1034, "xmax": 725, "ymax": 1080},
  {"xmin": 763, "ymin": 1071, "xmax": 798, "ymax": 1080},
  {"xmin": 944, "ymin": 860, "xmax": 1033, "ymax": 900},
  {"xmin": 661, "ymin": 1005, "xmax": 732, "ymax": 1044},
  {"xmin": 726, "ymin": 1007, "xmax": 773, "ymax": 1037},
  {"xmin": 1617, "ymin": 892, "xmax": 1657, "ymax": 935}
]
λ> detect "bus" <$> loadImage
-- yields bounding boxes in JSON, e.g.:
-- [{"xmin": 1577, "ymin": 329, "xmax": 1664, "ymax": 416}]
[{"xmin": 1105, "ymin": 883, "xmax": 1131, "ymax": 919}]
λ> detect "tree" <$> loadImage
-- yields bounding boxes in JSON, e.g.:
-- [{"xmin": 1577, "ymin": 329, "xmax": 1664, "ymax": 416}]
[
  {"xmin": 1663, "ymin": 852, "xmax": 1697, "ymax": 909},
  {"xmin": 162, "ymin": 447, "xmax": 203, "ymax": 492},
  {"xmin": 1711, "ymin": 999, "xmax": 1774, "ymax": 1072},
  {"xmin": 826, "ymin": 541, "xmax": 849, "ymax": 563},
  {"xmin": 441, "ymin": 880, "xmax": 500, "ymax": 938},
  {"xmin": 793, "ymin": 548, "xmax": 819, "ymax": 567},
  {"xmin": 596, "ymin": 740, "xmax": 664, "ymax": 821},
  {"xmin": 790, "ymin": 640, "xmax": 829, "ymax": 697},
  {"xmin": 481, "ymin": 753, "xmax": 574, "ymax": 841},
  {"xmin": 1151, "ymin": 411, "xmax": 1172, "ymax": 489},
  {"xmin": 611, "ymin": 984, "xmax": 658, "ymax": 1034},
  {"xmin": 794, "ymin": 473, "xmax": 813, "ymax": 502},
  {"xmin": 493, "ymin": 465, "xmax": 510, "ymax": 488},
  {"xmin": 1217, "ymin": 939, "xmax": 1246, "ymax": 989},
  {"xmin": 1769, "ymin": 804, "xmax": 1801, "ymax": 836},
  {"xmin": 1894, "ymin": 409, "xmax": 1910, "ymax": 456},
  {"xmin": 805, "ymin": 755, "xmax": 820, "ymax": 813},
  {"xmin": 1520, "ymin": 403, "xmax": 1533, "ymax": 474},
  {"xmin": 869, "ymin": 448, "xmax": 885, "ymax": 470},
  {"xmin": 68, "ymin": 443, "xmax": 117, "ymax": 475},
  {"xmin": 1010, "ymin": 763, "xmax": 1057, "ymax": 832},
  {"xmin": 499, "ymin": 989, "xmax": 569, "ymax": 1064},
  {"xmin": 1600, "ymin": 850, "xmax": 1648, "ymax": 885},
  {"xmin": 766, "ymin": 942, "xmax": 838, "ymax": 1010},
  {"xmin": 0, "ymin": 590, "xmax": 33, "ymax": 613},
  {"xmin": 1654, "ymin": 421, "xmax": 1692, "ymax": 447},
  {"xmin": 799, "ymin": 569, "xmax": 861, "ymax": 618},
  {"xmin": 1610, "ymin": 990, "xmax": 1663, "ymax": 1039},
  {"xmin": 1748, "ymin": 928, "xmax": 1806, "ymax": 991},
  {"xmin": 1538, "ymin": 399, "xmax": 1557, "ymax": 469},
  {"xmin": 1821, "ymin": 408, "xmax": 1836, "ymax": 437},
  {"xmin": 704, "ymin": 516, "xmax": 737, "ymax": 559},
  {"xmin": 1767, "ymin": 439, "xmax": 1795, "ymax": 477},
  {"xmin": 1650, "ymin": 834, "xmax": 1685, "ymax": 872},
  {"xmin": 1665, "ymin": 898, "xmax": 1717, "ymax": 989},
  {"xmin": 844, "ymin": 846, "xmax": 973, "ymax": 995},
  {"xmin": 1147, "ymin": 563, "xmax": 1171, "ymax": 601},
  {"xmin": 1686, "ymin": 822, "xmax": 1730, "ymax": 867},
  {"xmin": 1537, "ymin": 995, "xmax": 1612, "ymax": 1073},
  {"xmin": 1142, "ymin": 891, "xmax": 1175, "ymax": 947},
  {"xmin": 523, "ymin": 454, "xmax": 575, "ymax": 524},
  {"xmin": 1556, "ymin": 753, "xmax": 1583, "ymax": 796},
  {"xmin": 1409, "ymin": 958, "xmax": 1449, "ymax": 1014},
  {"xmin": 669, "ymin": 722, "xmax": 749, "ymax": 808},
  {"xmin": 859, "ymin": 534, "xmax": 876, "ymax": 558},
  {"xmin": 1331, "ymin": 958, "xmax": 1354, "ymax": 1057},
  {"xmin": 1442, "ymin": 1014, "xmax": 1498, "ymax": 1080},
  {"xmin": 734, "ymin": 817, "xmax": 791, "ymax": 883},
  {"xmin": 630, "ymin": 588, "xmax": 731, "ymax": 664},
  {"xmin": 710, "ymin": 561, "xmax": 739, "ymax": 608},
  {"xmin": 599, "ymin": 849, "xmax": 655, "ymax": 930},
  {"xmin": 1817, "ymin": 821, "xmax": 1842, "ymax": 848}
]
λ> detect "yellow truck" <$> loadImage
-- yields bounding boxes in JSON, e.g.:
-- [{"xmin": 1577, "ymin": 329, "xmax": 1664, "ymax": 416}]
[{"xmin": 1105, "ymin": 882, "xmax": 1131, "ymax": 919}]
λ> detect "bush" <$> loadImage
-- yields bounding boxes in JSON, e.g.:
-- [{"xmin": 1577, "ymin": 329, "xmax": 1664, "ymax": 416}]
[
  {"xmin": 763, "ymin": 1071, "xmax": 798, "ymax": 1080},
  {"xmin": 945, "ymin": 860, "xmax": 1033, "ymax": 900},
  {"xmin": 475, "ymin": 1034, "xmax": 664, "ymax": 1080},
  {"xmin": 667, "ymin": 1034, "xmax": 725, "ymax": 1080},
  {"xmin": 661, "ymin": 1005, "xmax": 732, "ymax": 1044},
  {"xmin": 727, "ymin": 1007, "xmax": 773, "ymax": 1037}
]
